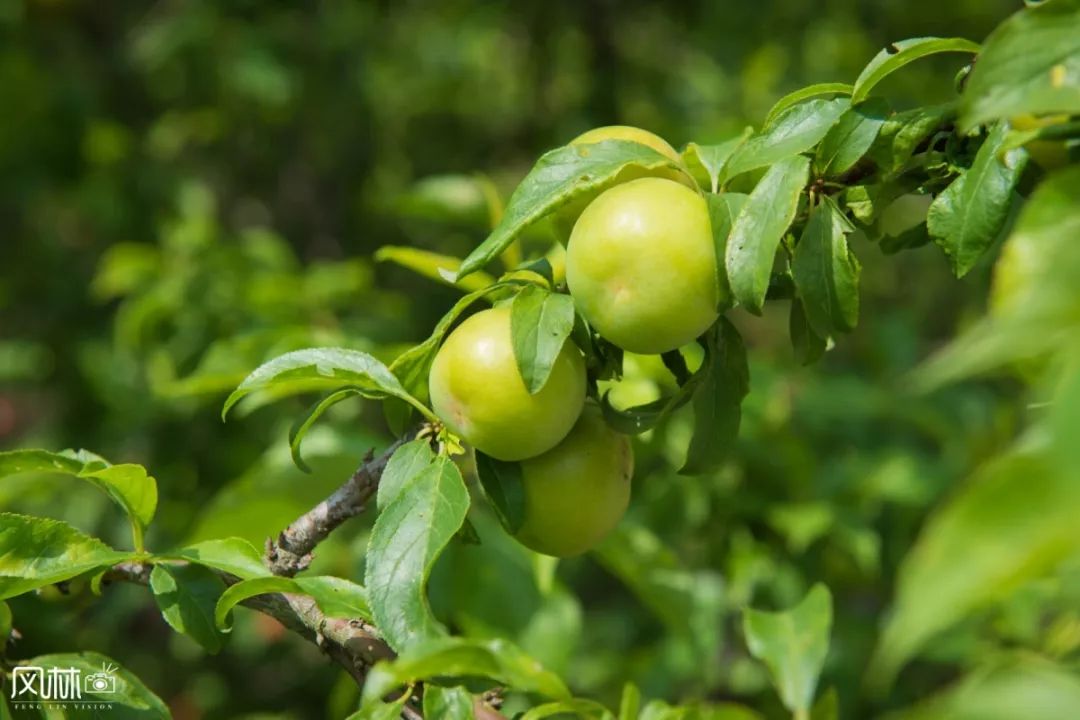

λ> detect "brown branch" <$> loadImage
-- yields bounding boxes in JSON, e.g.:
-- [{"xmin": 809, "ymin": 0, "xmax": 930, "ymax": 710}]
[{"xmin": 264, "ymin": 436, "xmax": 412, "ymax": 576}]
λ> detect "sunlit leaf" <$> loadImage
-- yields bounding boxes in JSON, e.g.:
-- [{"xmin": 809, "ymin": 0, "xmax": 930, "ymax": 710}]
[
  {"xmin": 763, "ymin": 84, "xmax": 853, "ymax": 128},
  {"xmin": 25, "ymin": 651, "xmax": 170, "ymax": 717},
  {"xmin": 852, "ymin": 37, "xmax": 980, "ymax": 104},
  {"xmin": 215, "ymin": 575, "xmax": 371, "ymax": 631},
  {"xmin": 510, "ymin": 285, "xmax": 576, "ymax": 394},
  {"xmin": 724, "ymin": 99, "xmax": 848, "ymax": 179},
  {"xmin": 792, "ymin": 197, "xmax": 860, "ymax": 336}
]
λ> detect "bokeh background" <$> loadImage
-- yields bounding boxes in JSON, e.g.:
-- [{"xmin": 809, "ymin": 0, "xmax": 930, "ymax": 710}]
[{"xmin": 1, "ymin": 1, "xmax": 1059, "ymax": 719}]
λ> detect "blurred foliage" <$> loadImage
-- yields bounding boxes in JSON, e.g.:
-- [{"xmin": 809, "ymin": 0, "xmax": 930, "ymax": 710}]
[{"xmin": 3, "ymin": 1, "xmax": 1078, "ymax": 719}]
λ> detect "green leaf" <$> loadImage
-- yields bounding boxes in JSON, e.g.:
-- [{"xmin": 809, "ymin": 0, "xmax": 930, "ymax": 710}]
[
  {"xmin": 706, "ymin": 192, "xmax": 749, "ymax": 308},
  {"xmin": 346, "ymin": 695, "xmax": 410, "ymax": 720},
  {"xmin": 792, "ymin": 198, "xmax": 861, "ymax": 337},
  {"xmin": 927, "ymin": 122, "xmax": 1028, "ymax": 277},
  {"xmin": 789, "ymin": 299, "xmax": 827, "ymax": 366},
  {"xmin": 618, "ymin": 683, "xmax": 642, "ymax": 720},
  {"xmin": 724, "ymin": 99, "xmax": 848, "ymax": 179},
  {"xmin": 0, "ymin": 449, "xmax": 157, "ymax": 551},
  {"xmin": 474, "ymin": 451, "xmax": 526, "ymax": 534},
  {"xmin": 600, "ymin": 376, "xmax": 701, "ymax": 435},
  {"xmin": 521, "ymin": 699, "xmax": 613, "ymax": 720},
  {"xmin": 0, "ymin": 600, "xmax": 11, "ymax": 641},
  {"xmin": 222, "ymin": 347, "xmax": 431, "ymax": 421},
  {"xmin": 375, "ymin": 245, "xmax": 495, "ymax": 292},
  {"xmin": 457, "ymin": 140, "xmax": 682, "ymax": 279},
  {"xmin": 0, "ymin": 513, "xmax": 133, "ymax": 599},
  {"xmin": 851, "ymin": 37, "xmax": 980, "ymax": 104},
  {"xmin": 763, "ymin": 83, "xmax": 854, "ymax": 128},
  {"xmin": 726, "ymin": 155, "xmax": 810, "ymax": 314},
  {"xmin": 423, "ymin": 686, "xmax": 476, "ymax": 720},
  {"xmin": 288, "ymin": 388, "xmax": 364, "ymax": 472},
  {"xmin": 959, "ymin": 0, "xmax": 1080, "ymax": 131},
  {"xmin": 365, "ymin": 454, "xmax": 470, "ymax": 651},
  {"xmin": 811, "ymin": 688, "xmax": 839, "ymax": 720},
  {"xmin": 376, "ymin": 439, "xmax": 438, "ymax": 510},
  {"xmin": 886, "ymin": 656, "xmax": 1080, "ymax": 720},
  {"xmin": 868, "ymin": 448, "xmax": 1080, "ymax": 688},
  {"xmin": 682, "ymin": 130, "xmax": 752, "ymax": 192},
  {"xmin": 164, "ymin": 537, "xmax": 271, "ymax": 580},
  {"xmin": 680, "ymin": 319, "xmax": 749, "ymax": 475},
  {"xmin": 814, "ymin": 98, "xmax": 890, "ymax": 176},
  {"xmin": 869, "ymin": 104, "xmax": 954, "ymax": 175},
  {"xmin": 743, "ymin": 583, "xmax": 833, "ymax": 713},
  {"xmin": 150, "ymin": 563, "xmax": 226, "ymax": 653},
  {"xmin": 361, "ymin": 637, "xmax": 570, "ymax": 705},
  {"xmin": 215, "ymin": 575, "xmax": 371, "ymax": 631},
  {"xmin": 24, "ymin": 651, "xmax": 170, "ymax": 718},
  {"xmin": 510, "ymin": 285, "xmax": 576, "ymax": 394}
]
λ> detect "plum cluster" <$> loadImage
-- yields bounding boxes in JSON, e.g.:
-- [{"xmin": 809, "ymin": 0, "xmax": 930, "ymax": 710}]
[{"xmin": 430, "ymin": 126, "xmax": 718, "ymax": 557}]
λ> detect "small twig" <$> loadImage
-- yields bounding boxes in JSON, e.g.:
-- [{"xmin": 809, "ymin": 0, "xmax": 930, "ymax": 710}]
[{"xmin": 265, "ymin": 436, "xmax": 413, "ymax": 576}]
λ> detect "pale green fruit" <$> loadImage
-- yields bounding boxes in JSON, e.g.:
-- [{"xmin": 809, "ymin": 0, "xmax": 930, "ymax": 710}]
[
  {"xmin": 515, "ymin": 404, "xmax": 634, "ymax": 557},
  {"xmin": 566, "ymin": 177, "xmax": 719, "ymax": 354},
  {"xmin": 429, "ymin": 306, "xmax": 586, "ymax": 461}
]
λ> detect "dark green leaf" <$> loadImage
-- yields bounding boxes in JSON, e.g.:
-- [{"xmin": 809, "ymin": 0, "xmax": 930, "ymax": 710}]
[
  {"xmin": 660, "ymin": 349, "xmax": 692, "ymax": 386},
  {"xmin": 927, "ymin": 123, "xmax": 1028, "ymax": 276},
  {"xmin": 960, "ymin": 0, "xmax": 1080, "ymax": 131},
  {"xmin": 680, "ymin": 319, "xmax": 749, "ymax": 475},
  {"xmin": 706, "ymin": 192, "xmax": 749, "ymax": 308},
  {"xmin": 0, "ymin": 449, "xmax": 157, "ymax": 550},
  {"xmin": 814, "ymin": 98, "xmax": 890, "ymax": 176},
  {"xmin": 851, "ymin": 37, "xmax": 981, "ymax": 104},
  {"xmin": 375, "ymin": 245, "xmax": 495, "ymax": 292},
  {"xmin": 150, "ymin": 563, "xmax": 226, "ymax": 653},
  {"xmin": 811, "ymin": 688, "xmax": 839, "ymax": 720},
  {"xmin": 510, "ymin": 285, "xmax": 576, "ymax": 394},
  {"xmin": 880, "ymin": 223, "xmax": 932, "ymax": 255},
  {"xmin": 215, "ymin": 575, "xmax": 371, "ymax": 631},
  {"xmin": 365, "ymin": 455, "xmax": 470, "ymax": 651},
  {"xmin": 789, "ymin": 299, "xmax": 827, "ymax": 365},
  {"xmin": 457, "ymin": 140, "xmax": 682, "ymax": 279},
  {"xmin": 869, "ymin": 104, "xmax": 954, "ymax": 174},
  {"xmin": 792, "ymin": 198, "xmax": 861, "ymax": 336},
  {"xmin": 763, "ymin": 84, "xmax": 854, "ymax": 128},
  {"xmin": 724, "ymin": 99, "xmax": 848, "ymax": 179},
  {"xmin": 165, "ymin": 537, "xmax": 271, "ymax": 580},
  {"xmin": 361, "ymin": 637, "xmax": 570, "ymax": 705},
  {"xmin": 726, "ymin": 155, "xmax": 810, "ymax": 314},
  {"xmin": 223, "ymin": 347, "xmax": 432, "ymax": 421},
  {"xmin": 289, "ymin": 388, "xmax": 364, "ymax": 472},
  {"xmin": 0, "ymin": 600, "xmax": 11, "ymax": 642},
  {"xmin": 474, "ymin": 451, "xmax": 526, "ymax": 534},
  {"xmin": 0, "ymin": 513, "xmax": 133, "ymax": 599},
  {"xmin": 600, "ymin": 379, "xmax": 700, "ymax": 435},
  {"xmin": 682, "ymin": 130, "xmax": 752, "ymax": 192},
  {"xmin": 743, "ymin": 584, "xmax": 833, "ymax": 713},
  {"xmin": 25, "ymin": 651, "xmax": 170, "ymax": 718}
]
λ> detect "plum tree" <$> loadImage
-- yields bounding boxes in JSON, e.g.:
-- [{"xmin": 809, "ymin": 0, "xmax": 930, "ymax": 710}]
[
  {"xmin": 429, "ymin": 306, "xmax": 586, "ymax": 460},
  {"xmin": 514, "ymin": 404, "xmax": 634, "ymax": 557},
  {"xmin": 566, "ymin": 176, "xmax": 719, "ymax": 354}
]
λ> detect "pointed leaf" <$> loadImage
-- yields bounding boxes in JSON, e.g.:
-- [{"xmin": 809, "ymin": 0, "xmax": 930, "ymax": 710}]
[
  {"xmin": 789, "ymin": 298, "xmax": 827, "ymax": 366},
  {"xmin": 423, "ymin": 686, "xmax": 476, "ymax": 720},
  {"xmin": 377, "ymin": 439, "xmax": 437, "ymax": 510},
  {"xmin": 763, "ymin": 84, "xmax": 854, "ymax": 128},
  {"xmin": 682, "ymin": 130, "xmax": 752, "ymax": 192},
  {"xmin": 521, "ymin": 699, "xmax": 612, "ymax": 720},
  {"xmin": 851, "ymin": 37, "xmax": 980, "ymax": 104},
  {"xmin": 150, "ymin": 563, "xmax": 226, "ymax": 653},
  {"xmin": 0, "ymin": 449, "xmax": 157, "ymax": 549},
  {"xmin": 814, "ymin": 98, "xmax": 890, "ymax": 176},
  {"xmin": 680, "ymin": 319, "xmax": 749, "ymax": 475},
  {"xmin": 726, "ymin": 155, "xmax": 810, "ymax": 314},
  {"xmin": 743, "ymin": 584, "xmax": 833, "ymax": 713},
  {"xmin": 375, "ymin": 245, "xmax": 495, "ymax": 292},
  {"xmin": 457, "ymin": 140, "xmax": 683, "ymax": 279},
  {"xmin": 706, "ymin": 192, "xmax": 749, "ymax": 308},
  {"xmin": 361, "ymin": 637, "xmax": 569, "ymax": 705},
  {"xmin": 724, "ymin": 99, "xmax": 848, "ymax": 179},
  {"xmin": 365, "ymin": 455, "xmax": 470, "ymax": 651},
  {"xmin": 215, "ymin": 575, "xmax": 370, "ymax": 631},
  {"xmin": 510, "ymin": 286, "xmax": 576, "ymax": 394},
  {"xmin": 927, "ymin": 122, "xmax": 1028, "ymax": 276},
  {"xmin": 165, "ymin": 537, "xmax": 271, "ymax": 580},
  {"xmin": 474, "ymin": 451, "xmax": 526, "ymax": 534},
  {"xmin": 792, "ymin": 198, "xmax": 861, "ymax": 337},
  {"xmin": 24, "ymin": 651, "xmax": 169, "ymax": 717},
  {"xmin": 960, "ymin": 0, "xmax": 1080, "ymax": 131},
  {"xmin": 0, "ymin": 513, "xmax": 133, "ymax": 599}
]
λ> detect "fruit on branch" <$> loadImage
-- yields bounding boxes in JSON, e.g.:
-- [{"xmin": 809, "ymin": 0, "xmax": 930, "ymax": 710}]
[
  {"xmin": 429, "ymin": 306, "xmax": 586, "ymax": 461},
  {"xmin": 514, "ymin": 403, "xmax": 634, "ymax": 557},
  {"xmin": 566, "ymin": 177, "xmax": 719, "ymax": 354}
]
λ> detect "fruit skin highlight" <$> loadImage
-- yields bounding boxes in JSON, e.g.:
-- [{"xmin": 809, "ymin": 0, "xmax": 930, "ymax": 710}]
[
  {"xmin": 514, "ymin": 404, "xmax": 634, "ymax": 557},
  {"xmin": 429, "ymin": 306, "xmax": 586, "ymax": 461},
  {"xmin": 566, "ymin": 176, "xmax": 719, "ymax": 355}
]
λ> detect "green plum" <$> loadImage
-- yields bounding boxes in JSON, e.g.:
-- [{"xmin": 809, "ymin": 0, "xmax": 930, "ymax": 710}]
[
  {"xmin": 429, "ymin": 306, "xmax": 586, "ymax": 461},
  {"xmin": 566, "ymin": 176, "xmax": 719, "ymax": 354},
  {"xmin": 514, "ymin": 404, "xmax": 634, "ymax": 557}
]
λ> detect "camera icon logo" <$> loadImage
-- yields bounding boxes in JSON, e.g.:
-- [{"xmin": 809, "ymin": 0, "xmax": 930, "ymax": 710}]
[{"xmin": 83, "ymin": 664, "xmax": 118, "ymax": 695}]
